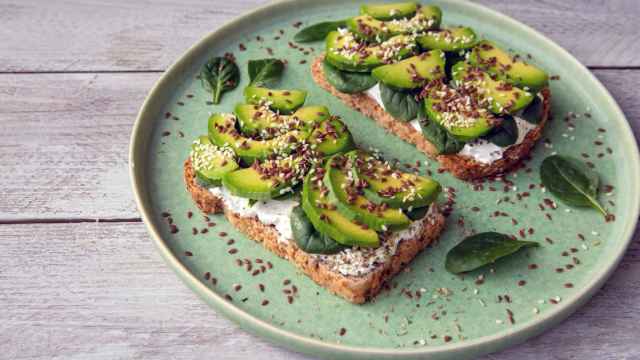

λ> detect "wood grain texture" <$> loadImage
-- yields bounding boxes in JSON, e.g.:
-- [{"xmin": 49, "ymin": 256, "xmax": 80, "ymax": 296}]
[
  {"xmin": 0, "ymin": 222, "xmax": 638, "ymax": 359},
  {"xmin": 1, "ymin": 70, "xmax": 639, "ymax": 220},
  {"xmin": 0, "ymin": 0, "xmax": 638, "ymax": 72}
]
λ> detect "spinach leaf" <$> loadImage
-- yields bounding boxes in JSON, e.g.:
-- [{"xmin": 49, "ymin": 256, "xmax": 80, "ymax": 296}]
[
  {"xmin": 520, "ymin": 94, "xmax": 543, "ymax": 124},
  {"xmin": 445, "ymin": 232, "xmax": 539, "ymax": 274},
  {"xmin": 323, "ymin": 60, "xmax": 378, "ymax": 94},
  {"xmin": 406, "ymin": 206, "xmax": 429, "ymax": 220},
  {"xmin": 290, "ymin": 206, "xmax": 345, "ymax": 254},
  {"xmin": 200, "ymin": 56, "xmax": 240, "ymax": 104},
  {"xmin": 419, "ymin": 118, "xmax": 466, "ymax": 154},
  {"xmin": 379, "ymin": 83, "xmax": 421, "ymax": 121},
  {"xmin": 540, "ymin": 155, "xmax": 607, "ymax": 215},
  {"xmin": 483, "ymin": 115, "xmax": 518, "ymax": 147},
  {"xmin": 294, "ymin": 20, "xmax": 347, "ymax": 43},
  {"xmin": 248, "ymin": 58, "xmax": 285, "ymax": 87}
]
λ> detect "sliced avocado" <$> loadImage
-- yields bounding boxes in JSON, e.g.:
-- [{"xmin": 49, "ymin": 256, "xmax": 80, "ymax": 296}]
[
  {"xmin": 235, "ymin": 104, "xmax": 329, "ymax": 137},
  {"xmin": 244, "ymin": 86, "xmax": 306, "ymax": 114},
  {"xmin": 208, "ymin": 113, "xmax": 308, "ymax": 163},
  {"xmin": 308, "ymin": 117, "xmax": 355, "ymax": 156},
  {"xmin": 423, "ymin": 81, "xmax": 495, "ymax": 141},
  {"xmin": 302, "ymin": 168, "xmax": 379, "ymax": 247},
  {"xmin": 324, "ymin": 153, "xmax": 410, "ymax": 231},
  {"xmin": 325, "ymin": 30, "xmax": 415, "ymax": 72},
  {"xmin": 360, "ymin": 2, "xmax": 418, "ymax": 21},
  {"xmin": 350, "ymin": 151, "xmax": 441, "ymax": 209},
  {"xmin": 469, "ymin": 40, "xmax": 549, "ymax": 91},
  {"xmin": 347, "ymin": 6, "xmax": 441, "ymax": 42},
  {"xmin": 346, "ymin": 15, "xmax": 393, "ymax": 42},
  {"xmin": 372, "ymin": 50, "xmax": 446, "ymax": 89},
  {"xmin": 417, "ymin": 27, "xmax": 477, "ymax": 52},
  {"xmin": 452, "ymin": 62, "xmax": 533, "ymax": 114},
  {"xmin": 190, "ymin": 135, "xmax": 238, "ymax": 186},
  {"xmin": 222, "ymin": 152, "xmax": 316, "ymax": 200}
]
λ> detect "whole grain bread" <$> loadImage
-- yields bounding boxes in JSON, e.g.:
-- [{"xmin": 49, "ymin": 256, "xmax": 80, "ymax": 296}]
[
  {"xmin": 184, "ymin": 158, "xmax": 446, "ymax": 304},
  {"xmin": 311, "ymin": 55, "xmax": 552, "ymax": 180}
]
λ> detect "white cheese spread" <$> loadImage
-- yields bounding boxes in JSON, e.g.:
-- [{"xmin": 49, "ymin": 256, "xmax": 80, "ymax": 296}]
[
  {"xmin": 209, "ymin": 187, "xmax": 438, "ymax": 277},
  {"xmin": 209, "ymin": 187, "xmax": 297, "ymax": 243}
]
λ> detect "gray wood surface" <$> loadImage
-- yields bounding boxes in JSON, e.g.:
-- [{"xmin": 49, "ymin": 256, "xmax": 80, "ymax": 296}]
[{"xmin": 1, "ymin": 0, "xmax": 639, "ymax": 359}]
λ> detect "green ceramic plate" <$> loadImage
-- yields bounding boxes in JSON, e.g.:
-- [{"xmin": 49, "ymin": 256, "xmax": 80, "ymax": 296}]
[{"xmin": 130, "ymin": 1, "xmax": 640, "ymax": 358}]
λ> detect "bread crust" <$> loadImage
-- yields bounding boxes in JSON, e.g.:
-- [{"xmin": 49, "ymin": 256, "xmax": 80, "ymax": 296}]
[
  {"xmin": 311, "ymin": 55, "xmax": 552, "ymax": 180},
  {"xmin": 184, "ymin": 158, "xmax": 445, "ymax": 304}
]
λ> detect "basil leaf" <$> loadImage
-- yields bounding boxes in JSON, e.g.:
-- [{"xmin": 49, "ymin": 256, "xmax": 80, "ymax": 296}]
[
  {"xmin": 520, "ymin": 94, "xmax": 543, "ymax": 124},
  {"xmin": 540, "ymin": 155, "xmax": 607, "ymax": 215},
  {"xmin": 294, "ymin": 20, "xmax": 347, "ymax": 43},
  {"xmin": 379, "ymin": 83, "xmax": 421, "ymax": 121},
  {"xmin": 290, "ymin": 206, "xmax": 345, "ymax": 254},
  {"xmin": 248, "ymin": 58, "xmax": 285, "ymax": 87},
  {"xmin": 200, "ymin": 56, "xmax": 240, "ymax": 104},
  {"xmin": 445, "ymin": 232, "xmax": 539, "ymax": 274},
  {"xmin": 483, "ymin": 115, "xmax": 518, "ymax": 147},
  {"xmin": 419, "ymin": 118, "xmax": 466, "ymax": 154},
  {"xmin": 323, "ymin": 60, "xmax": 378, "ymax": 94}
]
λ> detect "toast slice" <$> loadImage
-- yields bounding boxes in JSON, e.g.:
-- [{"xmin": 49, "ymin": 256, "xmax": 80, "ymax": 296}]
[
  {"xmin": 184, "ymin": 158, "xmax": 445, "ymax": 304},
  {"xmin": 311, "ymin": 55, "xmax": 552, "ymax": 180}
]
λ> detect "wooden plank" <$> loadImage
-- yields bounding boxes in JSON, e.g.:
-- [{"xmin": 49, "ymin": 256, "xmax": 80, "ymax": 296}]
[
  {"xmin": 0, "ymin": 0, "xmax": 638, "ymax": 72},
  {"xmin": 0, "ymin": 221, "xmax": 639, "ymax": 359},
  {"xmin": 1, "ymin": 70, "xmax": 639, "ymax": 220}
]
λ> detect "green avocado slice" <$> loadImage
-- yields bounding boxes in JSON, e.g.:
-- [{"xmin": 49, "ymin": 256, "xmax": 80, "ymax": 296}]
[
  {"xmin": 451, "ymin": 61, "xmax": 534, "ymax": 114},
  {"xmin": 222, "ymin": 152, "xmax": 317, "ymax": 200},
  {"xmin": 469, "ymin": 40, "xmax": 549, "ymax": 91},
  {"xmin": 190, "ymin": 135, "xmax": 239, "ymax": 186},
  {"xmin": 360, "ymin": 2, "xmax": 418, "ymax": 21},
  {"xmin": 244, "ymin": 86, "xmax": 307, "ymax": 114},
  {"xmin": 208, "ymin": 113, "xmax": 309, "ymax": 163},
  {"xmin": 308, "ymin": 117, "xmax": 355, "ymax": 156},
  {"xmin": 301, "ymin": 169, "xmax": 379, "ymax": 247},
  {"xmin": 350, "ymin": 151, "xmax": 441, "ymax": 209},
  {"xmin": 416, "ymin": 26, "xmax": 477, "ymax": 52},
  {"xmin": 348, "ymin": 5, "xmax": 441, "ymax": 41},
  {"xmin": 235, "ymin": 104, "xmax": 330, "ymax": 137},
  {"xmin": 325, "ymin": 30, "xmax": 416, "ymax": 72},
  {"xmin": 422, "ymin": 81, "xmax": 495, "ymax": 141},
  {"xmin": 323, "ymin": 153, "xmax": 410, "ymax": 231},
  {"xmin": 372, "ymin": 50, "xmax": 446, "ymax": 89}
]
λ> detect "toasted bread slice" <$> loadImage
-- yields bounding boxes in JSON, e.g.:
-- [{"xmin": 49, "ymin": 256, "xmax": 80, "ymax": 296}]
[
  {"xmin": 311, "ymin": 55, "xmax": 551, "ymax": 180},
  {"xmin": 184, "ymin": 158, "xmax": 445, "ymax": 304}
]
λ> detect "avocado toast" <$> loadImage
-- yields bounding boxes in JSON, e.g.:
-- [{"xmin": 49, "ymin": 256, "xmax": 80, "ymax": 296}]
[
  {"xmin": 307, "ymin": 2, "xmax": 551, "ymax": 180},
  {"xmin": 184, "ymin": 85, "xmax": 445, "ymax": 304}
]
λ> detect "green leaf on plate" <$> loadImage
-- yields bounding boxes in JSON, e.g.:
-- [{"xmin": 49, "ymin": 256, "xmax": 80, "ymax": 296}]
[
  {"xmin": 419, "ymin": 117, "xmax": 466, "ymax": 154},
  {"xmin": 483, "ymin": 114, "xmax": 518, "ymax": 147},
  {"xmin": 248, "ymin": 58, "xmax": 285, "ymax": 87},
  {"xmin": 200, "ymin": 56, "xmax": 240, "ymax": 104},
  {"xmin": 446, "ymin": 232, "xmax": 539, "ymax": 274},
  {"xmin": 540, "ymin": 155, "xmax": 607, "ymax": 215}
]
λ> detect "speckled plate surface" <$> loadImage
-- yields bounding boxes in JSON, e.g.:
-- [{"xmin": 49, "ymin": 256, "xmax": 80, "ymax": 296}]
[{"xmin": 129, "ymin": 1, "xmax": 640, "ymax": 358}]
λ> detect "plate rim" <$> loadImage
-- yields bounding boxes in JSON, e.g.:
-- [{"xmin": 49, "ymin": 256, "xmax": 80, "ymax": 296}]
[{"xmin": 129, "ymin": 0, "xmax": 640, "ymax": 358}]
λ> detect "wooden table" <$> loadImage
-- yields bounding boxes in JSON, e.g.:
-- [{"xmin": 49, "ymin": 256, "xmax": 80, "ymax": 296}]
[{"xmin": 1, "ymin": 0, "xmax": 639, "ymax": 358}]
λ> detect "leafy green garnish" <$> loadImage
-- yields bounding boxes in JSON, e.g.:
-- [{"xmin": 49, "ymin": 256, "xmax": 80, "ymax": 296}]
[
  {"xmin": 290, "ymin": 206, "xmax": 345, "ymax": 254},
  {"xmin": 379, "ymin": 83, "xmax": 421, "ymax": 122},
  {"xmin": 405, "ymin": 206, "xmax": 429, "ymax": 221},
  {"xmin": 200, "ymin": 56, "xmax": 240, "ymax": 104},
  {"xmin": 248, "ymin": 58, "xmax": 285, "ymax": 87},
  {"xmin": 419, "ymin": 118, "xmax": 466, "ymax": 154},
  {"xmin": 540, "ymin": 155, "xmax": 607, "ymax": 215},
  {"xmin": 445, "ymin": 232, "xmax": 539, "ymax": 274},
  {"xmin": 520, "ymin": 95, "xmax": 544, "ymax": 124},
  {"xmin": 322, "ymin": 60, "xmax": 378, "ymax": 94},
  {"xmin": 294, "ymin": 20, "xmax": 348, "ymax": 43},
  {"xmin": 483, "ymin": 115, "xmax": 518, "ymax": 147}
]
